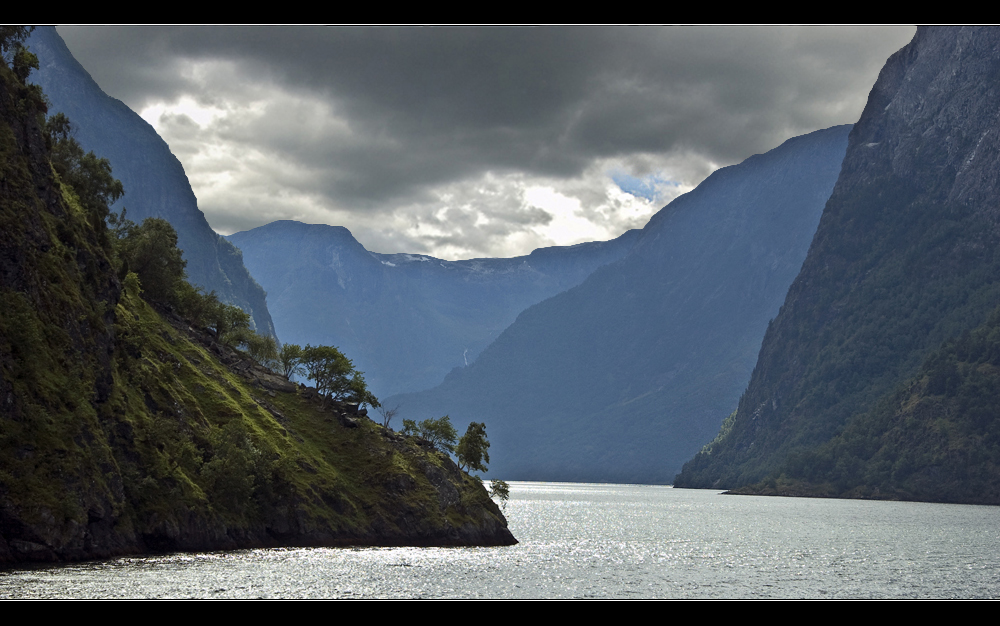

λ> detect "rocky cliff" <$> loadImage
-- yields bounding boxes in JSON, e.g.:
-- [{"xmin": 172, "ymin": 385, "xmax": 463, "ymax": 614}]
[{"xmin": 675, "ymin": 27, "xmax": 1000, "ymax": 503}]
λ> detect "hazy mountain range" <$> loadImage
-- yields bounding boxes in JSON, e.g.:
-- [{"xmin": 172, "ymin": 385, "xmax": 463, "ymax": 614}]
[
  {"xmin": 228, "ymin": 221, "xmax": 639, "ymax": 397},
  {"xmin": 388, "ymin": 125, "xmax": 850, "ymax": 483}
]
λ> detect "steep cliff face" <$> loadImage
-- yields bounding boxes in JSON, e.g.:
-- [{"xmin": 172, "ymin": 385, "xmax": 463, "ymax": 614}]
[
  {"xmin": 0, "ymin": 33, "xmax": 513, "ymax": 565},
  {"xmin": 390, "ymin": 125, "xmax": 851, "ymax": 483},
  {"xmin": 675, "ymin": 27, "xmax": 1000, "ymax": 499},
  {"xmin": 25, "ymin": 27, "xmax": 276, "ymax": 338}
]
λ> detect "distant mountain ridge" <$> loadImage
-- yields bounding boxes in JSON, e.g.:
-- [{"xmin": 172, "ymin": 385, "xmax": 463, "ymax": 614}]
[
  {"xmin": 26, "ymin": 27, "xmax": 276, "ymax": 337},
  {"xmin": 228, "ymin": 221, "xmax": 639, "ymax": 397},
  {"xmin": 675, "ymin": 27, "xmax": 1000, "ymax": 504},
  {"xmin": 389, "ymin": 125, "xmax": 852, "ymax": 483}
]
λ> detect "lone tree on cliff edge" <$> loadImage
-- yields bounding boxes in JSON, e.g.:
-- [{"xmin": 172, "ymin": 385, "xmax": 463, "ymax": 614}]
[{"xmin": 457, "ymin": 422, "xmax": 490, "ymax": 473}]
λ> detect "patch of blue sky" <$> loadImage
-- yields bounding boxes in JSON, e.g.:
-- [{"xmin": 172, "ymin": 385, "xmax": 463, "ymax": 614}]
[{"xmin": 610, "ymin": 172, "xmax": 680, "ymax": 202}]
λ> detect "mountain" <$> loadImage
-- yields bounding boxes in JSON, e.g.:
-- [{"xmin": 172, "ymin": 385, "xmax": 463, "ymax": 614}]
[
  {"xmin": 0, "ymin": 29, "xmax": 512, "ymax": 565},
  {"xmin": 675, "ymin": 27, "xmax": 1000, "ymax": 504},
  {"xmin": 227, "ymin": 221, "xmax": 639, "ymax": 397},
  {"xmin": 388, "ymin": 125, "xmax": 852, "ymax": 484},
  {"xmin": 24, "ymin": 27, "xmax": 276, "ymax": 337}
]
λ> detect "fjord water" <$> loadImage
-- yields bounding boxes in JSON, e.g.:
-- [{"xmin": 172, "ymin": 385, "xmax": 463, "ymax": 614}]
[{"xmin": 3, "ymin": 482, "xmax": 998, "ymax": 599}]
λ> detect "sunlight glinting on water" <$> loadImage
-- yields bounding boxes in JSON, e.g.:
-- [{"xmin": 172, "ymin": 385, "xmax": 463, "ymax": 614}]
[{"xmin": 2, "ymin": 482, "xmax": 999, "ymax": 598}]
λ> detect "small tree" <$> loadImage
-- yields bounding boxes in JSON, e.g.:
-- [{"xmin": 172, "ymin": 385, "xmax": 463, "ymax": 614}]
[
  {"xmin": 302, "ymin": 344, "xmax": 353, "ymax": 403},
  {"xmin": 0, "ymin": 27, "xmax": 34, "ymax": 62},
  {"xmin": 403, "ymin": 415, "xmax": 457, "ymax": 453},
  {"xmin": 47, "ymin": 113, "xmax": 123, "ymax": 222},
  {"xmin": 245, "ymin": 332, "xmax": 279, "ymax": 368},
  {"xmin": 347, "ymin": 369, "xmax": 380, "ymax": 410},
  {"xmin": 115, "ymin": 217, "xmax": 187, "ymax": 306},
  {"xmin": 489, "ymin": 479, "xmax": 510, "ymax": 512},
  {"xmin": 11, "ymin": 41, "xmax": 38, "ymax": 83},
  {"xmin": 301, "ymin": 344, "xmax": 378, "ymax": 409},
  {"xmin": 2, "ymin": 29, "xmax": 46, "ymax": 114},
  {"xmin": 208, "ymin": 302, "xmax": 252, "ymax": 347},
  {"xmin": 174, "ymin": 282, "xmax": 219, "ymax": 329},
  {"xmin": 456, "ymin": 422, "xmax": 490, "ymax": 473},
  {"xmin": 278, "ymin": 343, "xmax": 304, "ymax": 379},
  {"xmin": 376, "ymin": 403, "xmax": 401, "ymax": 429}
]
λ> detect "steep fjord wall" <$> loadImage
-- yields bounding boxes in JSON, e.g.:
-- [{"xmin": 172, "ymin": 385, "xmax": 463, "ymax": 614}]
[{"xmin": 676, "ymin": 27, "xmax": 1000, "ymax": 503}]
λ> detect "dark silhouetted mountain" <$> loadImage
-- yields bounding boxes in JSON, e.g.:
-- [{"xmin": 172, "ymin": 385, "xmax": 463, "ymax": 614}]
[
  {"xmin": 26, "ymin": 27, "xmax": 275, "ymax": 337},
  {"xmin": 675, "ymin": 27, "xmax": 1000, "ymax": 504},
  {"xmin": 227, "ymin": 221, "xmax": 639, "ymax": 397},
  {"xmin": 389, "ymin": 125, "xmax": 851, "ymax": 483}
]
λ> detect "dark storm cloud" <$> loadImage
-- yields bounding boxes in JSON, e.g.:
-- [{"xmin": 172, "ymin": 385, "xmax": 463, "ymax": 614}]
[
  {"xmin": 54, "ymin": 25, "xmax": 916, "ymax": 258},
  {"xmin": 58, "ymin": 26, "xmax": 914, "ymax": 200}
]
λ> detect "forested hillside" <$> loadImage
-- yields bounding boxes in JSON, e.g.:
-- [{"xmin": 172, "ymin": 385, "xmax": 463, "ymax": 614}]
[
  {"xmin": 0, "ymin": 28, "xmax": 513, "ymax": 564},
  {"xmin": 735, "ymin": 308, "xmax": 1000, "ymax": 504}
]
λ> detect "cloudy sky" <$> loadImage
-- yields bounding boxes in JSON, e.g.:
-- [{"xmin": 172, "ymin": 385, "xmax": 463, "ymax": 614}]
[{"xmin": 57, "ymin": 26, "xmax": 916, "ymax": 260}]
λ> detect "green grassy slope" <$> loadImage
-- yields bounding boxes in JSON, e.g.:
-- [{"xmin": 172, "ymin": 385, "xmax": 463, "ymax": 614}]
[{"xmin": 0, "ymin": 34, "xmax": 513, "ymax": 564}]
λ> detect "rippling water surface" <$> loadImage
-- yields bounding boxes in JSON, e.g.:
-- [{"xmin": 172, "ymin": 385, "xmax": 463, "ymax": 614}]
[{"xmin": 3, "ymin": 482, "xmax": 999, "ymax": 598}]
